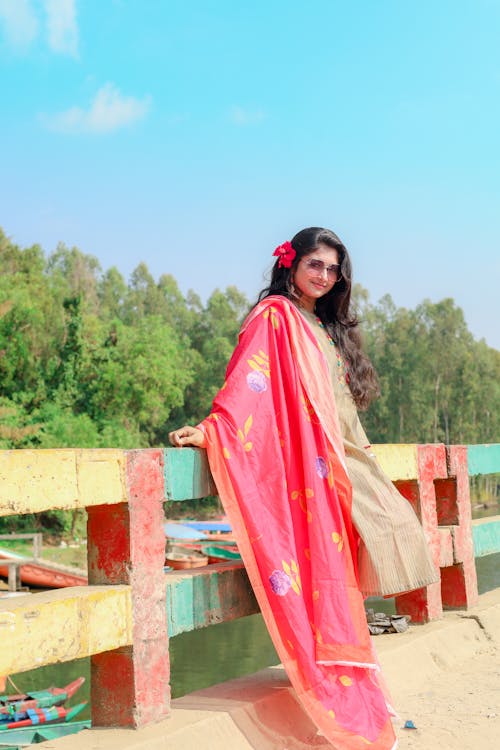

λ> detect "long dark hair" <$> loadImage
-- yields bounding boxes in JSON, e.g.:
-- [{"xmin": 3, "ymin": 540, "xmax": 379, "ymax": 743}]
[{"xmin": 258, "ymin": 226, "xmax": 379, "ymax": 409}]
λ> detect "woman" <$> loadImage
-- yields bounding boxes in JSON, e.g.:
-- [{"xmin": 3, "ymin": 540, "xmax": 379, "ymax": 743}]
[{"xmin": 169, "ymin": 227, "xmax": 437, "ymax": 749}]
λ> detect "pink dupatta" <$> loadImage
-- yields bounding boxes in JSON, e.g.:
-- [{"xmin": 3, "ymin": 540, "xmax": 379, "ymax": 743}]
[{"xmin": 202, "ymin": 296, "xmax": 396, "ymax": 749}]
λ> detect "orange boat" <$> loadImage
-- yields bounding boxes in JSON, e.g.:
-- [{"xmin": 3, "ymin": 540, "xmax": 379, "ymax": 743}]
[{"xmin": 0, "ymin": 548, "xmax": 87, "ymax": 589}]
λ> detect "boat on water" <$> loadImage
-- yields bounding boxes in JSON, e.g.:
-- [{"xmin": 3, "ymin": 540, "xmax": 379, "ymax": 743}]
[
  {"xmin": 1, "ymin": 678, "xmax": 85, "ymax": 717},
  {"xmin": 164, "ymin": 542, "xmax": 242, "ymax": 569},
  {"xmin": 0, "ymin": 718, "xmax": 90, "ymax": 749},
  {"xmin": 0, "ymin": 701, "xmax": 86, "ymax": 733},
  {"xmin": 165, "ymin": 547, "xmax": 209, "ymax": 570},
  {"xmin": 164, "ymin": 519, "xmax": 240, "ymax": 569},
  {"xmin": 0, "ymin": 548, "xmax": 87, "ymax": 589},
  {"xmin": 203, "ymin": 546, "xmax": 242, "ymax": 564}
]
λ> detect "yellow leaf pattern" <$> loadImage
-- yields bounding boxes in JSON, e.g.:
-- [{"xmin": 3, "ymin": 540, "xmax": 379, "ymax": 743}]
[
  {"xmin": 291, "ymin": 488, "xmax": 314, "ymax": 522},
  {"xmin": 244, "ymin": 414, "xmax": 253, "ymax": 435},
  {"xmin": 237, "ymin": 414, "xmax": 253, "ymax": 452},
  {"xmin": 327, "ymin": 455, "xmax": 335, "ymax": 489},
  {"xmin": 247, "ymin": 350, "xmax": 270, "ymax": 378},
  {"xmin": 300, "ymin": 394, "xmax": 319, "ymax": 424},
  {"xmin": 332, "ymin": 531, "xmax": 344, "ymax": 552},
  {"xmin": 263, "ymin": 306, "xmax": 280, "ymax": 329},
  {"xmin": 282, "ymin": 558, "xmax": 301, "ymax": 595},
  {"xmin": 310, "ymin": 621, "xmax": 323, "ymax": 644}
]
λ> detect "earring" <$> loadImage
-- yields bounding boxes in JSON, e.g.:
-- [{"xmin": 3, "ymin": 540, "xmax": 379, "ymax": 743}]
[{"xmin": 287, "ymin": 277, "xmax": 300, "ymax": 300}]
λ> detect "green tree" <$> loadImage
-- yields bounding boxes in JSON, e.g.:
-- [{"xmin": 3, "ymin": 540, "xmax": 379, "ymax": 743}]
[{"xmin": 174, "ymin": 286, "xmax": 250, "ymax": 426}]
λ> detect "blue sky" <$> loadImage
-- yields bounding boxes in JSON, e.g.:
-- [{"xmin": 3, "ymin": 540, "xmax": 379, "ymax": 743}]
[{"xmin": 1, "ymin": 0, "xmax": 499, "ymax": 348}]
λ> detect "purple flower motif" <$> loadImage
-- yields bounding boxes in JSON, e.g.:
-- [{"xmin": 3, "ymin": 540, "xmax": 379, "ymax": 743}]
[
  {"xmin": 269, "ymin": 569, "xmax": 292, "ymax": 596},
  {"xmin": 247, "ymin": 371, "xmax": 267, "ymax": 393},
  {"xmin": 315, "ymin": 456, "xmax": 328, "ymax": 479}
]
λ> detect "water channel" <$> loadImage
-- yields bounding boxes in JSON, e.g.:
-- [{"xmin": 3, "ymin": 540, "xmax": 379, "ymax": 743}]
[{"xmin": 7, "ymin": 550, "xmax": 500, "ymax": 721}]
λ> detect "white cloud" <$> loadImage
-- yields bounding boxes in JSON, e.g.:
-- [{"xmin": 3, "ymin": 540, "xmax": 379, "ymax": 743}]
[
  {"xmin": 40, "ymin": 83, "xmax": 152, "ymax": 134},
  {"xmin": 229, "ymin": 106, "xmax": 266, "ymax": 126},
  {"xmin": 0, "ymin": 0, "xmax": 39, "ymax": 47},
  {"xmin": 43, "ymin": 0, "xmax": 78, "ymax": 57},
  {"xmin": 0, "ymin": 0, "xmax": 78, "ymax": 56}
]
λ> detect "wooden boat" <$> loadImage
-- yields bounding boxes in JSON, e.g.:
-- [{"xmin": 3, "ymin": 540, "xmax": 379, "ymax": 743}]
[
  {"xmin": 0, "ymin": 718, "xmax": 90, "ymax": 748},
  {"xmin": 203, "ymin": 545, "xmax": 242, "ymax": 564},
  {"xmin": 165, "ymin": 545, "xmax": 208, "ymax": 570},
  {"xmin": 0, "ymin": 548, "xmax": 87, "ymax": 589},
  {"xmin": 1, "ymin": 678, "xmax": 85, "ymax": 717},
  {"xmin": 0, "ymin": 702, "xmax": 86, "ymax": 732}
]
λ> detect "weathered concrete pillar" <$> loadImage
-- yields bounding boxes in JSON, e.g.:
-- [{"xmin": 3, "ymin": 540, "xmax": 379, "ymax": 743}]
[
  {"xmin": 395, "ymin": 444, "xmax": 446, "ymax": 623},
  {"xmin": 395, "ymin": 444, "xmax": 479, "ymax": 623},
  {"xmin": 439, "ymin": 445, "xmax": 478, "ymax": 610},
  {"xmin": 87, "ymin": 449, "xmax": 170, "ymax": 727}
]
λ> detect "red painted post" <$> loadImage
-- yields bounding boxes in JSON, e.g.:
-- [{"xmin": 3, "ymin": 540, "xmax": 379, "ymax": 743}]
[
  {"xmin": 395, "ymin": 444, "xmax": 479, "ymax": 623},
  {"xmin": 87, "ymin": 449, "xmax": 170, "ymax": 727},
  {"xmin": 395, "ymin": 444, "xmax": 447, "ymax": 623},
  {"xmin": 439, "ymin": 446, "xmax": 478, "ymax": 610}
]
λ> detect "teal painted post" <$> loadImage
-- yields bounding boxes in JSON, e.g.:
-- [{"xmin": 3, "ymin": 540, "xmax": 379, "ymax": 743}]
[{"xmin": 164, "ymin": 447, "xmax": 216, "ymax": 501}]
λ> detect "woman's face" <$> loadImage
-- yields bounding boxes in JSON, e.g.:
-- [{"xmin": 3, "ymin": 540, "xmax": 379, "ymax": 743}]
[{"xmin": 292, "ymin": 243, "xmax": 340, "ymax": 312}]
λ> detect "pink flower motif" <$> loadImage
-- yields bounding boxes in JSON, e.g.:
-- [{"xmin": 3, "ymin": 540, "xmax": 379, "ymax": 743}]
[
  {"xmin": 315, "ymin": 456, "xmax": 328, "ymax": 478},
  {"xmin": 273, "ymin": 241, "xmax": 296, "ymax": 268},
  {"xmin": 269, "ymin": 569, "xmax": 292, "ymax": 595},
  {"xmin": 246, "ymin": 371, "xmax": 267, "ymax": 393}
]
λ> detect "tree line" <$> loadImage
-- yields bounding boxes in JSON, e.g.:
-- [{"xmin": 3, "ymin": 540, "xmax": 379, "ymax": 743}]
[
  {"xmin": 1, "ymin": 227, "xmax": 498, "ymax": 450},
  {"xmin": 0, "ymin": 228, "xmax": 498, "ymax": 529}
]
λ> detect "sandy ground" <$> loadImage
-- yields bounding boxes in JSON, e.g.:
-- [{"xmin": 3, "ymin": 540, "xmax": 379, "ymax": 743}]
[
  {"xmin": 372, "ymin": 589, "xmax": 500, "ymax": 750},
  {"xmin": 394, "ymin": 646, "xmax": 500, "ymax": 749}
]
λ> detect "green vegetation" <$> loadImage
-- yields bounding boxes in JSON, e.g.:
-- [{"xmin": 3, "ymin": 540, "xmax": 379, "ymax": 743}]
[{"xmin": 0, "ymin": 228, "xmax": 498, "ymax": 536}]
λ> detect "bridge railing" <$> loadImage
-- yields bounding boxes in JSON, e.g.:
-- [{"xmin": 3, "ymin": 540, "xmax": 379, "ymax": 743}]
[{"xmin": 0, "ymin": 443, "xmax": 499, "ymax": 730}]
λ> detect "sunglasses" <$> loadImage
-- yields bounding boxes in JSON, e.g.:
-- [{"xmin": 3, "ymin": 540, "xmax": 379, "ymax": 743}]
[{"xmin": 302, "ymin": 258, "xmax": 342, "ymax": 281}]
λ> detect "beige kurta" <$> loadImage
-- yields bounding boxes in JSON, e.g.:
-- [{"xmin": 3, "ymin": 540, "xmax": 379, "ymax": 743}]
[{"xmin": 300, "ymin": 309, "xmax": 439, "ymax": 597}]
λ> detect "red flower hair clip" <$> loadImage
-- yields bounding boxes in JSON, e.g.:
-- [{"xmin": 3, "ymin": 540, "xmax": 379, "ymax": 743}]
[{"xmin": 273, "ymin": 241, "xmax": 296, "ymax": 268}]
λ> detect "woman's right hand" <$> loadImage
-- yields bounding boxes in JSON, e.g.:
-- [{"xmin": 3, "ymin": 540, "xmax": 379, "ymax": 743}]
[{"xmin": 168, "ymin": 425, "xmax": 206, "ymax": 448}]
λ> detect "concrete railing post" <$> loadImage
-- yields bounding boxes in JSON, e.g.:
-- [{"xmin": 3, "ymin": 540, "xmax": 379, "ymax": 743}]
[
  {"xmin": 394, "ymin": 444, "xmax": 446, "ymax": 622},
  {"xmin": 86, "ymin": 449, "xmax": 170, "ymax": 727},
  {"xmin": 394, "ymin": 444, "xmax": 479, "ymax": 623},
  {"xmin": 439, "ymin": 445, "xmax": 478, "ymax": 609}
]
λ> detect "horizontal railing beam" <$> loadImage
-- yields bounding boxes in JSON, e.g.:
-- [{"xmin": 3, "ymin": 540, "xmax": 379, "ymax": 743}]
[
  {"xmin": 0, "ymin": 449, "xmax": 127, "ymax": 517},
  {"xmin": 1, "ymin": 445, "xmax": 498, "ymax": 517},
  {"xmin": 166, "ymin": 562, "xmax": 258, "ymax": 636},
  {"xmin": 467, "ymin": 444, "xmax": 500, "ymax": 476},
  {"xmin": 472, "ymin": 516, "xmax": 500, "ymax": 557},
  {"xmin": 0, "ymin": 566, "xmax": 259, "ymax": 675},
  {"xmin": 0, "ymin": 585, "xmax": 132, "ymax": 675}
]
